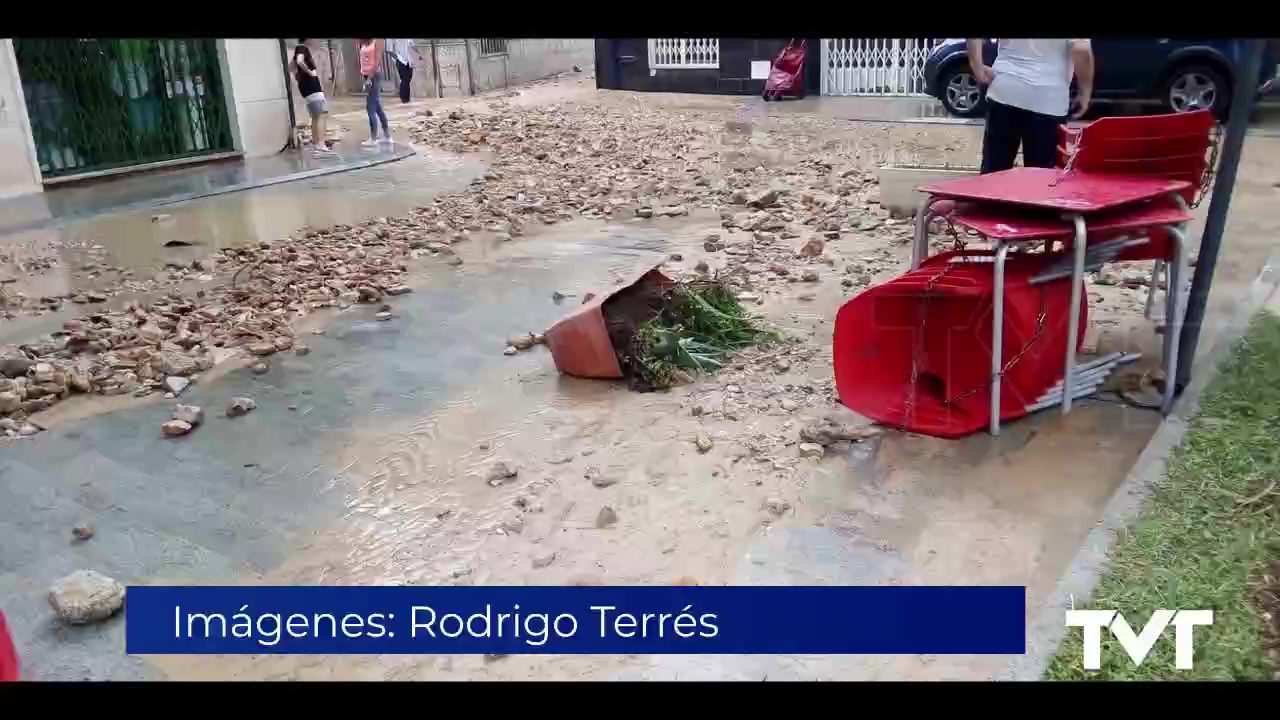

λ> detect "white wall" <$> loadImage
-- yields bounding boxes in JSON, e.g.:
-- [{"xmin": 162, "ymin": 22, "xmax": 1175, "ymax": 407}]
[
  {"xmin": 504, "ymin": 39, "xmax": 595, "ymax": 87},
  {"xmin": 469, "ymin": 39, "xmax": 595, "ymax": 95},
  {"xmin": 221, "ymin": 39, "xmax": 292, "ymax": 157},
  {"xmin": 0, "ymin": 39, "xmax": 43, "ymax": 199}
]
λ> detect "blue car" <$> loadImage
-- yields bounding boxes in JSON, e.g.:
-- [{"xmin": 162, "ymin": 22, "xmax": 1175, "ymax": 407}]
[{"xmin": 924, "ymin": 39, "xmax": 1280, "ymax": 119}]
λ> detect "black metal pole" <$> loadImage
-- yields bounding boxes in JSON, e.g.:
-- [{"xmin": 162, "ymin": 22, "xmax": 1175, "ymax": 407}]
[
  {"xmin": 1175, "ymin": 38, "xmax": 1267, "ymax": 392},
  {"xmin": 278, "ymin": 39, "xmax": 298, "ymax": 151}
]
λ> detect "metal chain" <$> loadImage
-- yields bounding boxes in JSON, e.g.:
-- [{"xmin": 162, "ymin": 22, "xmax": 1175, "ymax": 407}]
[
  {"xmin": 1047, "ymin": 126, "xmax": 1080, "ymax": 188},
  {"xmin": 902, "ymin": 217, "xmax": 972, "ymax": 425},
  {"xmin": 941, "ymin": 284, "xmax": 1049, "ymax": 409},
  {"xmin": 904, "ymin": 217, "xmax": 1054, "ymax": 425},
  {"xmin": 1192, "ymin": 124, "xmax": 1222, "ymax": 209}
]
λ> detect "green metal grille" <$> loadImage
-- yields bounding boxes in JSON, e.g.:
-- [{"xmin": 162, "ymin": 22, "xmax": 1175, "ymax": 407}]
[{"xmin": 14, "ymin": 38, "xmax": 235, "ymax": 179}]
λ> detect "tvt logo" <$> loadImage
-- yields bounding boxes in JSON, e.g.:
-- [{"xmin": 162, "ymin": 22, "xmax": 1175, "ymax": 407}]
[{"xmin": 1065, "ymin": 609, "xmax": 1214, "ymax": 670}]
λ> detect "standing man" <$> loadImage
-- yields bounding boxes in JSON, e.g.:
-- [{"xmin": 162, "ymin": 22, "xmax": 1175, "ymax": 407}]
[
  {"xmin": 390, "ymin": 38, "xmax": 416, "ymax": 104},
  {"xmin": 968, "ymin": 39, "xmax": 1094, "ymax": 174},
  {"xmin": 292, "ymin": 39, "xmax": 336, "ymax": 156}
]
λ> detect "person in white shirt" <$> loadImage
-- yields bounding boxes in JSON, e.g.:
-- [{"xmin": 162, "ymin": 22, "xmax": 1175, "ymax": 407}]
[
  {"xmin": 966, "ymin": 39, "xmax": 1094, "ymax": 173},
  {"xmin": 389, "ymin": 39, "xmax": 416, "ymax": 103}
]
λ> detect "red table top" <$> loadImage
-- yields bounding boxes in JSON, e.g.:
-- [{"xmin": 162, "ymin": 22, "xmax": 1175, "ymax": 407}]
[
  {"xmin": 918, "ymin": 167, "xmax": 1191, "ymax": 213},
  {"xmin": 947, "ymin": 197, "xmax": 1194, "ymax": 240}
]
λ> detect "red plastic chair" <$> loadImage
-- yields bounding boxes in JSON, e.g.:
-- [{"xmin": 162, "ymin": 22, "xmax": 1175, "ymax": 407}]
[
  {"xmin": 1057, "ymin": 112, "xmax": 1214, "ymax": 398},
  {"xmin": 1060, "ymin": 110, "xmax": 1214, "ymax": 264},
  {"xmin": 834, "ymin": 248, "xmax": 1087, "ymax": 438}
]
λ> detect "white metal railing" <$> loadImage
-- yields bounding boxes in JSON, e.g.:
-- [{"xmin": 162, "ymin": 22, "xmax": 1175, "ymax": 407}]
[
  {"xmin": 478, "ymin": 38, "xmax": 508, "ymax": 57},
  {"xmin": 821, "ymin": 38, "xmax": 943, "ymax": 96},
  {"xmin": 647, "ymin": 38, "xmax": 720, "ymax": 69}
]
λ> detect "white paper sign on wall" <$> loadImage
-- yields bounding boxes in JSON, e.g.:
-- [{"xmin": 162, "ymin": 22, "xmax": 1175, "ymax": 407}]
[{"xmin": 750, "ymin": 61, "xmax": 772, "ymax": 80}]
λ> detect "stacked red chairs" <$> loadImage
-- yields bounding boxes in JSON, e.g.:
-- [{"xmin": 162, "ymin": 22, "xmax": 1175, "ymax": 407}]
[
  {"xmin": 888, "ymin": 112, "xmax": 1211, "ymax": 435},
  {"xmin": 834, "ymin": 248, "xmax": 1087, "ymax": 438}
]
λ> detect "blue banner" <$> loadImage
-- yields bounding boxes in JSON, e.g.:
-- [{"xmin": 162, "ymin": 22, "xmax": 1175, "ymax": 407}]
[{"xmin": 125, "ymin": 586, "xmax": 1025, "ymax": 655}]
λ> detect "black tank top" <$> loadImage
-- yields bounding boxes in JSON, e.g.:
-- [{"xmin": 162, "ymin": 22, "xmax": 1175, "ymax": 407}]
[{"xmin": 294, "ymin": 45, "xmax": 323, "ymax": 97}]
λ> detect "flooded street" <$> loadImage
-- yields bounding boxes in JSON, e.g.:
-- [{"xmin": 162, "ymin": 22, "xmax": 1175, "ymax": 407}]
[{"xmin": 3, "ymin": 77, "xmax": 1279, "ymax": 680}]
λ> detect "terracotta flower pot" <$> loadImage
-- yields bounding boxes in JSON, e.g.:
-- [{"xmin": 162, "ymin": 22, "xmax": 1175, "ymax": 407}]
[{"xmin": 543, "ymin": 263, "xmax": 672, "ymax": 379}]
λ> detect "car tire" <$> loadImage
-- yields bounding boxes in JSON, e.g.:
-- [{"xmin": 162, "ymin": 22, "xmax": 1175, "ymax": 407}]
[
  {"xmin": 1161, "ymin": 64, "xmax": 1230, "ymax": 119},
  {"xmin": 938, "ymin": 64, "xmax": 987, "ymax": 118}
]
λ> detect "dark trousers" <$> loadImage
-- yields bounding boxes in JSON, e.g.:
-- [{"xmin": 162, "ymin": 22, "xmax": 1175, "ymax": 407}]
[
  {"xmin": 980, "ymin": 99, "xmax": 1064, "ymax": 174},
  {"xmin": 396, "ymin": 61, "xmax": 413, "ymax": 103}
]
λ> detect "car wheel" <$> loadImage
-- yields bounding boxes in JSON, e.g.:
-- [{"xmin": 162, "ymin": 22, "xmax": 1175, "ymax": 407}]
[
  {"xmin": 1161, "ymin": 64, "xmax": 1230, "ymax": 119},
  {"xmin": 939, "ymin": 65, "xmax": 986, "ymax": 118}
]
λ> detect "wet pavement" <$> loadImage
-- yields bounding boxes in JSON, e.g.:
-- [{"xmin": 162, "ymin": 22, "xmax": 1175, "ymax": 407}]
[
  {"xmin": 0, "ymin": 220, "xmax": 678, "ymax": 681},
  {"xmin": 2, "ymin": 82, "xmax": 1279, "ymax": 680},
  {"xmin": 0, "ymin": 143, "xmax": 416, "ymax": 237}
]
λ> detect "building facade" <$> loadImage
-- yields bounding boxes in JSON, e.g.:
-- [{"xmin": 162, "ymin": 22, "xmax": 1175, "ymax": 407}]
[
  {"xmin": 300, "ymin": 39, "xmax": 594, "ymax": 100},
  {"xmin": 594, "ymin": 38, "xmax": 943, "ymax": 98},
  {"xmin": 0, "ymin": 38, "xmax": 291, "ymax": 199}
]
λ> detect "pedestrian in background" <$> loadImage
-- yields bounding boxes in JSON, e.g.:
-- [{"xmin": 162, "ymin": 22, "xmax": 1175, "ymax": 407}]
[
  {"xmin": 390, "ymin": 39, "xmax": 416, "ymax": 104},
  {"xmin": 292, "ymin": 39, "xmax": 336, "ymax": 156},
  {"xmin": 967, "ymin": 38, "xmax": 1094, "ymax": 174},
  {"xmin": 358, "ymin": 38, "xmax": 392, "ymax": 148}
]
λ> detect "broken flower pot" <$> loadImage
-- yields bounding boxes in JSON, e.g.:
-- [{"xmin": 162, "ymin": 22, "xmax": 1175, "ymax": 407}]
[{"xmin": 543, "ymin": 263, "xmax": 673, "ymax": 379}]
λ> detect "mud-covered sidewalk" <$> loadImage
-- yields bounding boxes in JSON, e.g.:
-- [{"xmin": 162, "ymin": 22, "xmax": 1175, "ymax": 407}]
[{"xmin": 2, "ymin": 76, "xmax": 1279, "ymax": 680}]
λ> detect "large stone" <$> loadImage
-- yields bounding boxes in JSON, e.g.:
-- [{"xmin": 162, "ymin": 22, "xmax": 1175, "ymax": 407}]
[
  {"xmin": 162, "ymin": 376, "xmax": 191, "ymax": 396},
  {"xmin": 30, "ymin": 362, "xmax": 55, "ymax": 384},
  {"xmin": 161, "ymin": 419, "xmax": 193, "ymax": 437},
  {"xmin": 48, "ymin": 570, "xmax": 126, "ymax": 625},
  {"xmin": 152, "ymin": 351, "xmax": 200, "ymax": 377},
  {"xmin": 799, "ymin": 442, "xmax": 825, "ymax": 459},
  {"xmin": 800, "ymin": 419, "xmax": 881, "ymax": 446},
  {"xmin": 798, "ymin": 237, "xmax": 826, "ymax": 258},
  {"xmin": 694, "ymin": 432, "xmax": 714, "ymax": 454},
  {"xmin": 0, "ymin": 355, "xmax": 33, "ymax": 379},
  {"xmin": 595, "ymin": 505, "xmax": 619, "ymax": 528},
  {"xmin": 226, "ymin": 397, "xmax": 257, "ymax": 418},
  {"xmin": 747, "ymin": 188, "xmax": 779, "ymax": 208},
  {"xmin": 507, "ymin": 333, "xmax": 536, "ymax": 351},
  {"xmin": 138, "ymin": 324, "xmax": 167, "ymax": 345},
  {"xmin": 762, "ymin": 497, "xmax": 791, "ymax": 516},
  {"xmin": 486, "ymin": 461, "xmax": 519, "ymax": 487},
  {"xmin": 0, "ymin": 391, "xmax": 19, "ymax": 414},
  {"xmin": 67, "ymin": 366, "xmax": 93, "ymax": 393},
  {"xmin": 173, "ymin": 404, "xmax": 204, "ymax": 426}
]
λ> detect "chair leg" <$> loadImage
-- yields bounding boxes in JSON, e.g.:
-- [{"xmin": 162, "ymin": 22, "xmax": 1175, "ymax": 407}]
[
  {"xmin": 1162, "ymin": 227, "xmax": 1189, "ymax": 414},
  {"xmin": 1144, "ymin": 261, "xmax": 1164, "ymax": 320},
  {"xmin": 990, "ymin": 242, "xmax": 1012, "ymax": 436},
  {"xmin": 1062, "ymin": 216, "xmax": 1088, "ymax": 415},
  {"xmin": 912, "ymin": 195, "xmax": 932, "ymax": 270}
]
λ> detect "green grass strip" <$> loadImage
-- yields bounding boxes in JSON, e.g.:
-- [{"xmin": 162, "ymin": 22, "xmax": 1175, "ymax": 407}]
[{"xmin": 1045, "ymin": 313, "xmax": 1280, "ymax": 680}]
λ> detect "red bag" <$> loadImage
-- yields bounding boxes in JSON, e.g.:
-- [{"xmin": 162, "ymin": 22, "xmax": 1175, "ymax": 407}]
[
  {"xmin": 763, "ymin": 39, "xmax": 807, "ymax": 100},
  {"xmin": 0, "ymin": 610, "xmax": 18, "ymax": 682}
]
